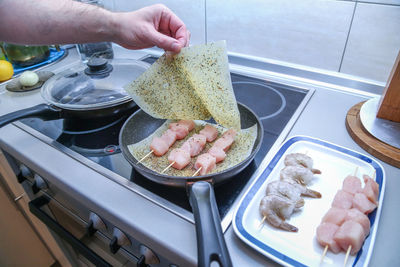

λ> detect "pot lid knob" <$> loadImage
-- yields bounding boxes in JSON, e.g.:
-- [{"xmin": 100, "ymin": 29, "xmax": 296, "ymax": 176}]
[{"xmin": 84, "ymin": 57, "xmax": 113, "ymax": 77}]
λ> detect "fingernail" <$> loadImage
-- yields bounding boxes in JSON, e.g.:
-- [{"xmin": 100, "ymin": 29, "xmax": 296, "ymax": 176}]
[{"xmin": 172, "ymin": 42, "xmax": 180, "ymax": 51}]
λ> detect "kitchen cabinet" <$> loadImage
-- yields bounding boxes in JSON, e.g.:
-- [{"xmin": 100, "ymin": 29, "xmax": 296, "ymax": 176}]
[{"xmin": 0, "ymin": 149, "xmax": 71, "ymax": 267}]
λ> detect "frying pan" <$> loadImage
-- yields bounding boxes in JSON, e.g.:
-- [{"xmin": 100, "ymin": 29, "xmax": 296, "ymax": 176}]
[
  {"xmin": 119, "ymin": 102, "xmax": 263, "ymax": 267},
  {"xmin": 0, "ymin": 58, "xmax": 149, "ymax": 129}
]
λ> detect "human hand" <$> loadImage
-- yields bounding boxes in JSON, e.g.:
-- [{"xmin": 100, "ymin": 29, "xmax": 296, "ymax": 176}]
[{"xmin": 112, "ymin": 4, "xmax": 190, "ymax": 53}]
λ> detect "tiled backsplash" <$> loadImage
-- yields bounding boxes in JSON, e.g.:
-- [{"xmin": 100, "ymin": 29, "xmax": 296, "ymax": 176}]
[{"xmin": 108, "ymin": 0, "xmax": 400, "ymax": 84}]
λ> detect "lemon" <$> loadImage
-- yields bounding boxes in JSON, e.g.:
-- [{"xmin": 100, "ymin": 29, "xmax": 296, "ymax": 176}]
[{"xmin": 0, "ymin": 60, "xmax": 14, "ymax": 82}]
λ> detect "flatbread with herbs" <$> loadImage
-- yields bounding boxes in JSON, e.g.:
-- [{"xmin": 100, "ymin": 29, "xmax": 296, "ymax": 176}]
[{"xmin": 124, "ymin": 41, "xmax": 241, "ymax": 130}]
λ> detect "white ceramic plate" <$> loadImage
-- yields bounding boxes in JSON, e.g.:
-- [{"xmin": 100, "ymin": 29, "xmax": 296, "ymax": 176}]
[{"xmin": 233, "ymin": 136, "xmax": 385, "ymax": 267}]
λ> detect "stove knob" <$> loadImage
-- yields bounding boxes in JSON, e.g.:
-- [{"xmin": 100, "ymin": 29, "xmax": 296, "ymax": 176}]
[
  {"xmin": 139, "ymin": 244, "xmax": 160, "ymax": 265},
  {"xmin": 31, "ymin": 174, "xmax": 48, "ymax": 194},
  {"xmin": 109, "ymin": 228, "xmax": 131, "ymax": 254},
  {"xmin": 86, "ymin": 212, "xmax": 107, "ymax": 236},
  {"xmin": 17, "ymin": 164, "xmax": 33, "ymax": 183}
]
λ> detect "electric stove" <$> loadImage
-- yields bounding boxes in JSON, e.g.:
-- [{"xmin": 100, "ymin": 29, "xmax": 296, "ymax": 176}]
[{"xmin": 19, "ymin": 55, "xmax": 311, "ymax": 229}]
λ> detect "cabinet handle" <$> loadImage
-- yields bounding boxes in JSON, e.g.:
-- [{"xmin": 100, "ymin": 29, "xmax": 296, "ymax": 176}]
[{"xmin": 29, "ymin": 196, "xmax": 112, "ymax": 267}]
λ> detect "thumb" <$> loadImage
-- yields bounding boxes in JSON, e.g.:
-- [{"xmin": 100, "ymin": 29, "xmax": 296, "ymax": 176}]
[{"xmin": 149, "ymin": 30, "xmax": 182, "ymax": 53}]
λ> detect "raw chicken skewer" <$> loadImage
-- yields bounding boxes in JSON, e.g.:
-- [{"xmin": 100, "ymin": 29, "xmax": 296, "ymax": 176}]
[
  {"xmin": 162, "ymin": 125, "xmax": 219, "ymax": 173},
  {"xmin": 318, "ymin": 169, "xmax": 379, "ymax": 265},
  {"xmin": 342, "ymin": 169, "xmax": 375, "ymax": 267},
  {"xmin": 137, "ymin": 120, "xmax": 195, "ymax": 162},
  {"xmin": 320, "ymin": 167, "xmax": 358, "ymax": 264},
  {"xmin": 192, "ymin": 129, "xmax": 237, "ymax": 176}
]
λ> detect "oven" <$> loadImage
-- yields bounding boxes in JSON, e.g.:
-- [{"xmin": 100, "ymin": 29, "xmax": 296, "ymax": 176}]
[
  {"xmin": 0, "ymin": 51, "xmax": 314, "ymax": 266},
  {"xmin": 2, "ymin": 151, "xmax": 159, "ymax": 267}
]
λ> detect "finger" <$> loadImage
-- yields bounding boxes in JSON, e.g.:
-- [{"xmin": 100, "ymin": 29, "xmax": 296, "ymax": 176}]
[
  {"xmin": 159, "ymin": 9, "xmax": 188, "ymax": 48},
  {"xmin": 185, "ymin": 30, "xmax": 191, "ymax": 47},
  {"xmin": 149, "ymin": 29, "xmax": 182, "ymax": 52}
]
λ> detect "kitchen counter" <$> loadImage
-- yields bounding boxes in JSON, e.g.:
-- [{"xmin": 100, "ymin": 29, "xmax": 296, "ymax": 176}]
[{"xmin": 0, "ymin": 46, "xmax": 399, "ymax": 267}]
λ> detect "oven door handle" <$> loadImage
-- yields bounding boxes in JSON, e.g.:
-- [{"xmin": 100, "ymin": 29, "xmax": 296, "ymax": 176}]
[{"xmin": 29, "ymin": 195, "xmax": 112, "ymax": 267}]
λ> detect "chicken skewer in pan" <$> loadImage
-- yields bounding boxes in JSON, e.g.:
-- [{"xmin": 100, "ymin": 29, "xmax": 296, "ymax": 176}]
[
  {"xmin": 138, "ymin": 120, "xmax": 195, "ymax": 163},
  {"xmin": 193, "ymin": 129, "xmax": 237, "ymax": 176},
  {"xmin": 162, "ymin": 124, "xmax": 219, "ymax": 173}
]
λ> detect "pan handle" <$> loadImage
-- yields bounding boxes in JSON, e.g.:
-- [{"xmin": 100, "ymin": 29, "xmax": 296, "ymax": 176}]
[
  {"xmin": 189, "ymin": 181, "xmax": 233, "ymax": 267},
  {"xmin": 0, "ymin": 103, "xmax": 62, "ymax": 128}
]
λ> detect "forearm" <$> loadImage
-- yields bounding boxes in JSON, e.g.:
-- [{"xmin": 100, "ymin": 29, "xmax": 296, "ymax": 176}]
[{"xmin": 0, "ymin": 0, "xmax": 117, "ymax": 45}]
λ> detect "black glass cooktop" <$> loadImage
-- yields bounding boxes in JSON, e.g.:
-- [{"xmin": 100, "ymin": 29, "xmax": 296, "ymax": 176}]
[{"xmin": 21, "ymin": 56, "xmax": 309, "ymax": 222}]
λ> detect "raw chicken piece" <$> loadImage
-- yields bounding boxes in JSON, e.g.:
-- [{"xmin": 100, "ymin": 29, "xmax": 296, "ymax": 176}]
[
  {"xmin": 167, "ymin": 148, "xmax": 191, "ymax": 170},
  {"xmin": 353, "ymin": 193, "xmax": 377, "ymax": 214},
  {"xmin": 362, "ymin": 175, "xmax": 379, "ymax": 205},
  {"xmin": 178, "ymin": 120, "xmax": 195, "ymax": 131},
  {"xmin": 160, "ymin": 129, "xmax": 177, "ymax": 147},
  {"xmin": 334, "ymin": 220, "xmax": 365, "ymax": 255},
  {"xmin": 150, "ymin": 137, "xmax": 169, "ymax": 156},
  {"xmin": 213, "ymin": 129, "xmax": 237, "ymax": 152},
  {"xmin": 331, "ymin": 190, "xmax": 353, "ymax": 209},
  {"xmin": 321, "ymin": 207, "xmax": 346, "ymax": 226},
  {"xmin": 259, "ymin": 194, "xmax": 298, "ymax": 232},
  {"xmin": 194, "ymin": 153, "xmax": 216, "ymax": 175},
  {"xmin": 266, "ymin": 181, "xmax": 305, "ymax": 209},
  {"xmin": 345, "ymin": 208, "xmax": 370, "ymax": 237},
  {"xmin": 342, "ymin": 175, "xmax": 362, "ymax": 195},
  {"xmin": 199, "ymin": 125, "xmax": 218, "ymax": 142},
  {"xmin": 208, "ymin": 146, "xmax": 226, "ymax": 163},
  {"xmin": 169, "ymin": 123, "xmax": 189, "ymax": 139},
  {"xmin": 280, "ymin": 165, "xmax": 315, "ymax": 185},
  {"xmin": 181, "ymin": 134, "xmax": 207, "ymax": 157},
  {"xmin": 316, "ymin": 222, "xmax": 341, "ymax": 254},
  {"xmin": 284, "ymin": 153, "xmax": 321, "ymax": 174}
]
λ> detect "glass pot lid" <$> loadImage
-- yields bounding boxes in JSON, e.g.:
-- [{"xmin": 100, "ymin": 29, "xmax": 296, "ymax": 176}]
[{"xmin": 41, "ymin": 58, "xmax": 150, "ymax": 110}]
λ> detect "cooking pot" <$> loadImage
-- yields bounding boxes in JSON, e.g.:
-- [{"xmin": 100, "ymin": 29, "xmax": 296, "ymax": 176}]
[
  {"xmin": 2, "ymin": 43, "xmax": 50, "ymax": 67},
  {"xmin": 0, "ymin": 57, "xmax": 150, "ymax": 130}
]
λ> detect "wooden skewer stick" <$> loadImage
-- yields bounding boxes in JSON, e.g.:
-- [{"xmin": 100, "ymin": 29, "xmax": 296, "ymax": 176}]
[
  {"xmin": 161, "ymin": 162, "xmax": 175, "ymax": 174},
  {"xmin": 258, "ymin": 216, "xmax": 266, "ymax": 230},
  {"xmin": 353, "ymin": 166, "xmax": 359, "ymax": 176},
  {"xmin": 320, "ymin": 245, "xmax": 328, "ymax": 265},
  {"xmin": 343, "ymin": 245, "xmax": 352, "ymax": 267},
  {"xmin": 137, "ymin": 150, "xmax": 154, "ymax": 164},
  {"xmin": 192, "ymin": 167, "xmax": 202, "ymax": 177}
]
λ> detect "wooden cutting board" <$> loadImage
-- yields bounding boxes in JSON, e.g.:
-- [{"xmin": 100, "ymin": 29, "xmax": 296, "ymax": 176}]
[{"xmin": 346, "ymin": 101, "xmax": 400, "ymax": 168}]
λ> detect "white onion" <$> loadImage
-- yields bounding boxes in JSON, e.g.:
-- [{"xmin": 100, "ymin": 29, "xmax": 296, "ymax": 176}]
[{"xmin": 20, "ymin": 71, "xmax": 39, "ymax": 86}]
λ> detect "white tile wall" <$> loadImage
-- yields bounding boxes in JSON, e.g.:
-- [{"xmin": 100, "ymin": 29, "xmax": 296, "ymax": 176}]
[
  {"xmin": 106, "ymin": 0, "xmax": 206, "ymax": 46},
  {"xmin": 206, "ymin": 0, "xmax": 355, "ymax": 71},
  {"xmin": 109, "ymin": 0, "xmax": 400, "ymax": 85},
  {"xmin": 340, "ymin": 3, "xmax": 400, "ymax": 82},
  {"xmin": 359, "ymin": 0, "xmax": 400, "ymax": 5}
]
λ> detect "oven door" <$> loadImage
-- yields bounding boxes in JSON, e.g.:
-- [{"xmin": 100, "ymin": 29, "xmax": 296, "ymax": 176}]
[{"xmin": 28, "ymin": 193, "xmax": 140, "ymax": 267}]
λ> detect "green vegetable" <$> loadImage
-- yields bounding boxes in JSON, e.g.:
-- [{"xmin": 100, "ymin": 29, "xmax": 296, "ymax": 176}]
[{"xmin": 20, "ymin": 71, "xmax": 39, "ymax": 86}]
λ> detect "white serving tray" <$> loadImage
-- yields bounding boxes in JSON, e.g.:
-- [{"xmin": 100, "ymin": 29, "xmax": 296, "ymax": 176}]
[{"xmin": 233, "ymin": 136, "xmax": 385, "ymax": 267}]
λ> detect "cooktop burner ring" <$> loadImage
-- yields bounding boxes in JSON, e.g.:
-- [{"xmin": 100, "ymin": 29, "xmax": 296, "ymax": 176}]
[
  {"xmin": 232, "ymin": 81, "xmax": 286, "ymax": 120},
  {"xmin": 49, "ymin": 116, "xmax": 126, "ymax": 135}
]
